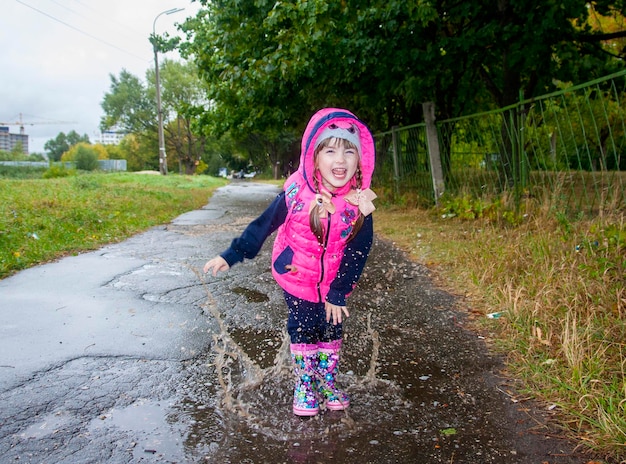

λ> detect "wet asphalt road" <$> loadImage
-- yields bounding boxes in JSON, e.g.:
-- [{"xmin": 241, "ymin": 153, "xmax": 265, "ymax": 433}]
[{"xmin": 0, "ymin": 182, "xmax": 602, "ymax": 463}]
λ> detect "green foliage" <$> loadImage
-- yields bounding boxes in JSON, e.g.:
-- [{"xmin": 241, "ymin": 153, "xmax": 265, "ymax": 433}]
[
  {"xmin": 149, "ymin": 32, "xmax": 181, "ymax": 54},
  {"xmin": 182, "ymin": 0, "xmax": 625, "ymax": 141},
  {"xmin": 195, "ymin": 159, "xmax": 208, "ymax": 175},
  {"xmin": 379, "ymin": 70, "xmax": 626, "ymax": 218},
  {"xmin": 0, "ymin": 147, "xmax": 28, "ymax": 161},
  {"xmin": 602, "ymin": 222, "xmax": 626, "ymax": 249},
  {"xmin": 177, "ymin": 0, "xmax": 626, "ymax": 191},
  {"xmin": 527, "ymin": 83, "xmax": 626, "ymax": 171},
  {"xmin": 0, "ymin": 147, "xmax": 44, "ymax": 163},
  {"xmin": 44, "ymin": 131, "xmax": 90, "ymax": 162},
  {"xmin": 100, "ymin": 70, "xmax": 154, "ymax": 135},
  {"xmin": 100, "ymin": 61, "xmax": 209, "ymax": 174},
  {"xmin": 436, "ymin": 193, "xmax": 527, "ymax": 225},
  {"xmin": 113, "ymin": 134, "xmax": 156, "ymax": 172},
  {"xmin": 73, "ymin": 145, "xmax": 99, "ymax": 171},
  {"xmin": 43, "ymin": 165, "xmax": 76, "ymax": 179},
  {"xmin": 438, "ymin": 194, "xmax": 495, "ymax": 220},
  {"xmin": 28, "ymin": 152, "xmax": 46, "ymax": 161},
  {"xmin": 0, "ymin": 165, "xmax": 47, "ymax": 179}
]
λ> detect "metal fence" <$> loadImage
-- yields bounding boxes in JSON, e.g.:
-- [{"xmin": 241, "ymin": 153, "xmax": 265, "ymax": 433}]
[{"xmin": 373, "ymin": 69, "xmax": 626, "ymax": 215}]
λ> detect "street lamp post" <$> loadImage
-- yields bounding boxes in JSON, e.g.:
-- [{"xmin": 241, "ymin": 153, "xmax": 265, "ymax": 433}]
[{"xmin": 152, "ymin": 7, "xmax": 184, "ymax": 175}]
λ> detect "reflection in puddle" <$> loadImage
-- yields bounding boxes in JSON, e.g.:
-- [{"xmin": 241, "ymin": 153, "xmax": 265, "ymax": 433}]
[
  {"xmin": 20, "ymin": 411, "xmax": 71, "ymax": 439},
  {"xmin": 89, "ymin": 398, "xmax": 205, "ymax": 461}
]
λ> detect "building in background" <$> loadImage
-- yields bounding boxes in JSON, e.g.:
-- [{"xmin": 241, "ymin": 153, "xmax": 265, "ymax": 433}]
[
  {"xmin": 94, "ymin": 127, "xmax": 126, "ymax": 145},
  {"xmin": 0, "ymin": 126, "xmax": 29, "ymax": 154}
]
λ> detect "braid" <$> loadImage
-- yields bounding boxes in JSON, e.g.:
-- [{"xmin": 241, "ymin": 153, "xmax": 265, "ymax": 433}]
[
  {"xmin": 347, "ymin": 165, "xmax": 365, "ymax": 242},
  {"xmin": 309, "ymin": 174, "xmax": 324, "ymax": 245},
  {"xmin": 355, "ymin": 166, "xmax": 363, "ymax": 189}
]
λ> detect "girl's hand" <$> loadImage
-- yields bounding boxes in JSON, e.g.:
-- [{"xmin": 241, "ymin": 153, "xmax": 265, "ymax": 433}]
[
  {"xmin": 325, "ymin": 301, "xmax": 350, "ymax": 325},
  {"xmin": 203, "ymin": 256, "xmax": 230, "ymax": 276}
]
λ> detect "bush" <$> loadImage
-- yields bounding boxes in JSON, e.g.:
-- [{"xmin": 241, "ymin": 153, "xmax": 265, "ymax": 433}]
[
  {"xmin": 195, "ymin": 160, "xmax": 208, "ymax": 175},
  {"xmin": 43, "ymin": 165, "xmax": 75, "ymax": 179},
  {"xmin": 0, "ymin": 166, "xmax": 47, "ymax": 179},
  {"xmin": 74, "ymin": 146, "xmax": 99, "ymax": 171}
]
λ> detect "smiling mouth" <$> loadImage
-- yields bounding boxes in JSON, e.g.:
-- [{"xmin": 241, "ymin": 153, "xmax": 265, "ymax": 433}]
[{"xmin": 332, "ymin": 168, "xmax": 347, "ymax": 177}]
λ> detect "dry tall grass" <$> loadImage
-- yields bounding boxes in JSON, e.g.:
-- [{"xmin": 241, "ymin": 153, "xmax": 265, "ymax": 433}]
[{"xmin": 375, "ymin": 195, "xmax": 625, "ymax": 461}]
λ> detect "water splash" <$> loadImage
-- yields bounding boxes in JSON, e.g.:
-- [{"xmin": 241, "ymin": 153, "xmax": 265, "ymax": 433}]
[
  {"xmin": 365, "ymin": 312, "xmax": 380, "ymax": 383},
  {"xmin": 195, "ymin": 269, "xmax": 410, "ymax": 453}
]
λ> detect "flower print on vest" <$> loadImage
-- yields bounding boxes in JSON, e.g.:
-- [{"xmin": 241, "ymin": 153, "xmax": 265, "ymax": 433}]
[
  {"xmin": 291, "ymin": 200, "xmax": 305, "ymax": 213},
  {"xmin": 340, "ymin": 208, "xmax": 357, "ymax": 239}
]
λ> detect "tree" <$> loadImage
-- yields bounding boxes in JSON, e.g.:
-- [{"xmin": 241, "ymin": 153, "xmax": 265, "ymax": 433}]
[
  {"xmin": 154, "ymin": 60, "xmax": 209, "ymax": 174},
  {"xmin": 100, "ymin": 62, "xmax": 209, "ymax": 174},
  {"xmin": 44, "ymin": 131, "xmax": 90, "ymax": 162},
  {"xmin": 0, "ymin": 146, "xmax": 27, "ymax": 161},
  {"xmin": 179, "ymin": 2, "xmax": 351, "ymax": 176},
  {"xmin": 465, "ymin": 1, "xmax": 626, "ymax": 182},
  {"xmin": 100, "ymin": 70, "xmax": 155, "ymax": 135},
  {"xmin": 115, "ymin": 134, "xmax": 155, "ymax": 172},
  {"xmin": 180, "ymin": 0, "xmax": 626, "ymax": 167},
  {"xmin": 73, "ymin": 145, "xmax": 99, "ymax": 171},
  {"xmin": 61, "ymin": 142, "xmax": 109, "ymax": 162}
]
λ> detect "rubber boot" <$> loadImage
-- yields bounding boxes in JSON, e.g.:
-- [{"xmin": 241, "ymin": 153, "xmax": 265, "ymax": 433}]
[
  {"xmin": 290, "ymin": 343, "xmax": 320, "ymax": 416},
  {"xmin": 317, "ymin": 340, "xmax": 350, "ymax": 410}
]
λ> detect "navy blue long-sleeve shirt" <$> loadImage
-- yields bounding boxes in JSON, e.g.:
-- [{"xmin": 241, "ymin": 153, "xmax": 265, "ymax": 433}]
[{"xmin": 220, "ymin": 192, "xmax": 373, "ymax": 306}]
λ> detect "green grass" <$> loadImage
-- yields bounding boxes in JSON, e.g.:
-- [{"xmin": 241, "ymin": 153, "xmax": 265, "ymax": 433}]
[
  {"xmin": 375, "ymin": 198, "xmax": 625, "ymax": 461},
  {"xmin": 0, "ymin": 165, "xmax": 48, "ymax": 179},
  {"xmin": 0, "ymin": 172, "xmax": 228, "ymax": 279}
]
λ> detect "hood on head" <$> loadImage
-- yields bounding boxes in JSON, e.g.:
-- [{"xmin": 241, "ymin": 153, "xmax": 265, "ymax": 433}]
[{"xmin": 299, "ymin": 108, "xmax": 375, "ymax": 193}]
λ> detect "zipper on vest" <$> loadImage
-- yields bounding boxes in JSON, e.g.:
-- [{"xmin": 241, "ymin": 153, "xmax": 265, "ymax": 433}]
[{"xmin": 316, "ymin": 215, "xmax": 332, "ymax": 302}]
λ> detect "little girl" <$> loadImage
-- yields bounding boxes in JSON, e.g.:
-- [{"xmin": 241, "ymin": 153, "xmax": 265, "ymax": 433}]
[{"xmin": 204, "ymin": 107, "xmax": 376, "ymax": 416}]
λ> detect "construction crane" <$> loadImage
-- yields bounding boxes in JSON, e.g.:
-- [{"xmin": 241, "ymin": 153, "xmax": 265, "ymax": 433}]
[{"xmin": 0, "ymin": 113, "xmax": 76, "ymax": 134}]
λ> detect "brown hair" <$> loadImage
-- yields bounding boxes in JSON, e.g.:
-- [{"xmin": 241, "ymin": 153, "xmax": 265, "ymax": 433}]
[{"xmin": 309, "ymin": 138, "xmax": 365, "ymax": 245}]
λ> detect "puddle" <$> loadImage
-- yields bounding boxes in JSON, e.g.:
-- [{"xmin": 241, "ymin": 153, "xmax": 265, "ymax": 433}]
[
  {"xmin": 79, "ymin": 296, "xmax": 512, "ymax": 463},
  {"xmin": 231, "ymin": 286, "xmax": 270, "ymax": 303},
  {"xmin": 229, "ymin": 327, "xmax": 283, "ymax": 369},
  {"xmin": 19, "ymin": 411, "xmax": 72, "ymax": 439},
  {"xmin": 179, "ymin": 290, "xmax": 411, "ymax": 462},
  {"xmin": 79, "ymin": 275, "xmax": 556, "ymax": 463},
  {"xmin": 89, "ymin": 398, "xmax": 215, "ymax": 461}
]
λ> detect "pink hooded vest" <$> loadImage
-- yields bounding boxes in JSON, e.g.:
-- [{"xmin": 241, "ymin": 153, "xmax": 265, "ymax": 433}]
[{"xmin": 271, "ymin": 108, "xmax": 376, "ymax": 303}]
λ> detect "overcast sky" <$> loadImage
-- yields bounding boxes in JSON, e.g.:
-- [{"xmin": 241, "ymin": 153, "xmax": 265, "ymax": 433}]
[{"xmin": 1, "ymin": 0, "xmax": 201, "ymax": 153}]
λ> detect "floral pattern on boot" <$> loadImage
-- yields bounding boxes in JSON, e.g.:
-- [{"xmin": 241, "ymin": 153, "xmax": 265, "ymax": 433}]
[
  {"xmin": 291, "ymin": 347, "xmax": 320, "ymax": 416},
  {"xmin": 317, "ymin": 347, "xmax": 350, "ymax": 410}
]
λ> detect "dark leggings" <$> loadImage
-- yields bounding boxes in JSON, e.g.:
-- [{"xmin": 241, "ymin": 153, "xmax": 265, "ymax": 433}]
[{"xmin": 284, "ymin": 291, "xmax": 342, "ymax": 344}]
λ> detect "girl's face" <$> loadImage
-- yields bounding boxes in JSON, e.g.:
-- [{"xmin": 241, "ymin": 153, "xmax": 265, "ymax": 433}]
[{"xmin": 315, "ymin": 138, "xmax": 359, "ymax": 192}]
